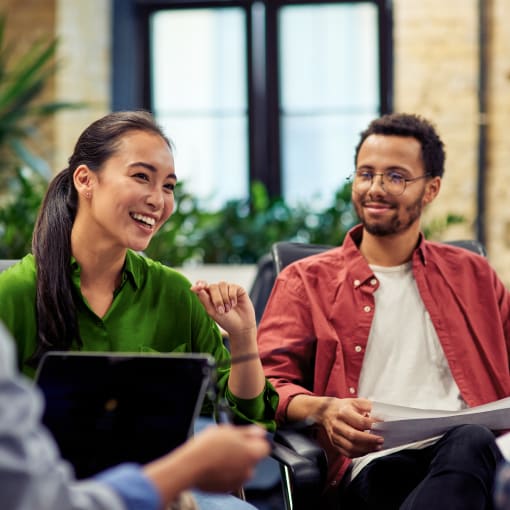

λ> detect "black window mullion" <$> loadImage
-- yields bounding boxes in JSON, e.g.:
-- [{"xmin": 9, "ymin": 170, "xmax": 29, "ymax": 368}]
[
  {"xmin": 247, "ymin": 3, "xmax": 266, "ymax": 194},
  {"xmin": 140, "ymin": 6, "xmax": 153, "ymax": 110},
  {"xmin": 378, "ymin": 0, "xmax": 394, "ymax": 114},
  {"xmin": 248, "ymin": 1, "xmax": 281, "ymax": 198},
  {"xmin": 265, "ymin": 1, "xmax": 282, "ymax": 198},
  {"xmin": 112, "ymin": 0, "xmax": 146, "ymax": 110}
]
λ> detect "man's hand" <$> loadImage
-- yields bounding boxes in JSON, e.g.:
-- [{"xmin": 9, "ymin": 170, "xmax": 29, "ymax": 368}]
[{"xmin": 288, "ymin": 395, "xmax": 384, "ymax": 458}]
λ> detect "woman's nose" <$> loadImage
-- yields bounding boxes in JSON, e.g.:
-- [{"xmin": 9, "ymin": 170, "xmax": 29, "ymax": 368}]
[{"xmin": 146, "ymin": 189, "xmax": 165, "ymax": 209}]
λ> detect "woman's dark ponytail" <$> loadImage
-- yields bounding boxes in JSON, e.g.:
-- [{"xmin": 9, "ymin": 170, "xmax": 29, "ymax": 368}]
[{"xmin": 28, "ymin": 168, "xmax": 81, "ymax": 365}]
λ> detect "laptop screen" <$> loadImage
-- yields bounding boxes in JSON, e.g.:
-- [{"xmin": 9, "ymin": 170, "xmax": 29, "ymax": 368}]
[{"xmin": 35, "ymin": 351, "xmax": 215, "ymax": 478}]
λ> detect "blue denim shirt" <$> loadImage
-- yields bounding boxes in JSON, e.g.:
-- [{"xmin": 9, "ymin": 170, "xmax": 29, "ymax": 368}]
[{"xmin": 0, "ymin": 321, "xmax": 160, "ymax": 510}]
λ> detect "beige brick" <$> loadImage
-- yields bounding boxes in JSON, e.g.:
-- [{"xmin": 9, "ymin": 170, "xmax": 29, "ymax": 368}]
[{"xmin": 53, "ymin": 0, "xmax": 111, "ymax": 170}]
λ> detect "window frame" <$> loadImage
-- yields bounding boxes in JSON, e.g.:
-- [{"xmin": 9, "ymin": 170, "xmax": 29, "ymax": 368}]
[{"xmin": 112, "ymin": 0, "xmax": 393, "ymax": 198}]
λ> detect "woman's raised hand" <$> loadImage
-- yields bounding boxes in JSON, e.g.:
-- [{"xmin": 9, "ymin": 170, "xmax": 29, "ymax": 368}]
[{"xmin": 190, "ymin": 280, "xmax": 256, "ymax": 337}]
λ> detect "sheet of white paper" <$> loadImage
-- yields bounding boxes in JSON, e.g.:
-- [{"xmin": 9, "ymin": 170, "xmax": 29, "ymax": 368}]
[
  {"xmin": 496, "ymin": 432, "xmax": 510, "ymax": 461},
  {"xmin": 370, "ymin": 397, "xmax": 510, "ymax": 450}
]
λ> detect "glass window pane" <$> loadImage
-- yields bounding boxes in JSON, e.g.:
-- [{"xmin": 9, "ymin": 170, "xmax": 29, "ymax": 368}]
[
  {"xmin": 151, "ymin": 9, "xmax": 247, "ymax": 208},
  {"xmin": 282, "ymin": 113, "xmax": 376, "ymax": 204},
  {"xmin": 279, "ymin": 3, "xmax": 380, "ymax": 207}
]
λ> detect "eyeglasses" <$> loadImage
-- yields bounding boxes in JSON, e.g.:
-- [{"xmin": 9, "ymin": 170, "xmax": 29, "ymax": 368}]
[{"xmin": 350, "ymin": 170, "xmax": 432, "ymax": 196}]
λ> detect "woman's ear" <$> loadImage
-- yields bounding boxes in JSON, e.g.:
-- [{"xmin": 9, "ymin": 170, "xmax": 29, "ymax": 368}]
[{"xmin": 73, "ymin": 165, "xmax": 96, "ymax": 199}]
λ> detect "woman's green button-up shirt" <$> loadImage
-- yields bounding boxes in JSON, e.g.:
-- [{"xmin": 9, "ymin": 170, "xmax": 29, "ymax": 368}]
[{"xmin": 0, "ymin": 251, "xmax": 277, "ymax": 429}]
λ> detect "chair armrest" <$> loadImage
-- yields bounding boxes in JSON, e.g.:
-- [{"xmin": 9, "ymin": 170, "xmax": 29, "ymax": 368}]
[
  {"xmin": 270, "ymin": 440, "xmax": 324, "ymax": 506},
  {"xmin": 274, "ymin": 428, "xmax": 328, "ymax": 482},
  {"xmin": 270, "ymin": 428, "xmax": 328, "ymax": 509}
]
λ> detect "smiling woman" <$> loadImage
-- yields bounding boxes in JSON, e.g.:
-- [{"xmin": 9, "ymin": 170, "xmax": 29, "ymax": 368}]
[{"xmin": 0, "ymin": 111, "xmax": 277, "ymax": 437}]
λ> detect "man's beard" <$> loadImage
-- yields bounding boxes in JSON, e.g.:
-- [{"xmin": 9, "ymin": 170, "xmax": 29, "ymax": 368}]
[{"xmin": 355, "ymin": 193, "xmax": 424, "ymax": 237}]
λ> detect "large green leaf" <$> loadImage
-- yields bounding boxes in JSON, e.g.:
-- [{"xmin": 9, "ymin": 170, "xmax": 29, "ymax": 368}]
[{"xmin": 0, "ymin": 14, "xmax": 82, "ymax": 177}]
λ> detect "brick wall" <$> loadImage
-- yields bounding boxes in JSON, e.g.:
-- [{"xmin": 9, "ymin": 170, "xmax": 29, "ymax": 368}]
[
  {"xmin": 394, "ymin": 0, "xmax": 479, "ymax": 239},
  {"xmin": 394, "ymin": 0, "xmax": 510, "ymax": 284},
  {"xmin": 486, "ymin": 0, "xmax": 510, "ymax": 280},
  {"xmin": 53, "ymin": 0, "xmax": 111, "ymax": 171},
  {"xmin": 2, "ymin": 0, "xmax": 56, "ymax": 51}
]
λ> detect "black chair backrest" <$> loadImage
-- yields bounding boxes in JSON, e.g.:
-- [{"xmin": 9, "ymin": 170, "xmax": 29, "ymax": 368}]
[
  {"xmin": 443, "ymin": 239, "xmax": 487, "ymax": 257},
  {"xmin": 271, "ymin": 242, "xmax": 334, "ymax": 274},
  {"xmin": 271, "ymin": 238, "xmax": 487, "ymax": 276},
  {"xmin": 248, "ymin": 253, "xmax": 276, "ymax": 324}
]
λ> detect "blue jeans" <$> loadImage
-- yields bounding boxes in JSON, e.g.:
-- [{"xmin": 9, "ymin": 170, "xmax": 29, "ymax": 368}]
[{"xmin": 192, "ymin": 491, "xmax": 258, "ymax": 509}]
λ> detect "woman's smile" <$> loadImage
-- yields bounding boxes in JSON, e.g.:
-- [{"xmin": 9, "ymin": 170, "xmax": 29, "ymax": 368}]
[{"xmin": 130, "ymin": 212, "xmax": 157, "ymax": 231}]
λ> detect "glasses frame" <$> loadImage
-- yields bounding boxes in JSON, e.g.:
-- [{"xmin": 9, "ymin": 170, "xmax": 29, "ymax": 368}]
[{"xmin": 350, "ymin": 171, "xmax": 432, "ymax": 196}]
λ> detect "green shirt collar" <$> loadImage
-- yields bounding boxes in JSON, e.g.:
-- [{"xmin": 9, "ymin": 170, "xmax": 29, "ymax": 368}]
[{"xmin": 70, "ymin": 250, "xmax": 140, "ymax": 291}]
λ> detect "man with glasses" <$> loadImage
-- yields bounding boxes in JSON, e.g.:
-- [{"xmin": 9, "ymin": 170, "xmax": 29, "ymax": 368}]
[{"xmin": 258, "ymin": 113, "xmax": 510, "ymax": 509}]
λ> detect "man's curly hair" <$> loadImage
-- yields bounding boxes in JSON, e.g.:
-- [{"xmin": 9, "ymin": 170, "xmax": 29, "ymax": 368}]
[{"xmin": 354, "ymin": 113, "xmax": 446, "ymax": 178}]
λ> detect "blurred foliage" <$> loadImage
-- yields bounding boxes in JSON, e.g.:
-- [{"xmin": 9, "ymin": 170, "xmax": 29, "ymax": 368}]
[
  {"xmin": 423, "ymin": 213, "xmax": 465, "ymax": 239},
  {"xmin": 145, "ymin": 180, "xmax": 464, "ymax": 266},
  {"xmin": 0, "ymin": 13, "xmax": 82, "ymax": 258},
  {"xmin": 146, "ymin": 180, "xmax": 358, "ymax": 265},
  {"xmin": 0, "ymin": 167, "xmax": 46, "ymax": 258},
  {"xmin": 0, "ymin": 173, "xmax": 465, "ymax": 264}
]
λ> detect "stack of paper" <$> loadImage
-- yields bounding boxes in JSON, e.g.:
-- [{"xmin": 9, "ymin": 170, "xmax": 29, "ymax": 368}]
[{"xmin": 370, "ymin": 397, "xmax": 510, "ymax": 450}]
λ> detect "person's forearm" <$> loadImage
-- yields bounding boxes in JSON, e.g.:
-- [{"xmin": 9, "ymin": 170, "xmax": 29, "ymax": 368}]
[
  {"xmin": 142, "ymin": 442, "xmax": 202, "ymax": 506},
  {"xmin": 286, "ymin": 393, "xmax": 333, "ymax": 425},
  {"xmin": 227, "ymin": 326, "xmax": 266, "ymax": 399}
]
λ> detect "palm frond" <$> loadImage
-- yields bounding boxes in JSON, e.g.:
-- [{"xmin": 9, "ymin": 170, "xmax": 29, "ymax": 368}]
[{"xmin": 0, "ymin": 13, "xmax": 84, "ymax": 180}]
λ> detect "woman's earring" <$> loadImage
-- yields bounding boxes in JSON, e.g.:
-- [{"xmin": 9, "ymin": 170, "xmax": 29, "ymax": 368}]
[{"xmin": 85, "ymin": 192, "xmax": 91, "ymax": 199}]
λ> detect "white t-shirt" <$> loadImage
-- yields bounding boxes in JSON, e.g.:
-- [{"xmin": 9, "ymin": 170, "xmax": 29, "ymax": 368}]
[{"xmin": 350, "ymin": 262, "xmax": 466, "ymax": 480}]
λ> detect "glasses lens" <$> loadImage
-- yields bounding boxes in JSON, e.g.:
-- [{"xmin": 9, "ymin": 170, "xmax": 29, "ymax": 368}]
[
  {"xmin": 384, "ymin": 176, "xmax": 405, "ymax": 196},
  {"xmin": 352, "ymin": 172, "xmax": 370, "ymax": 193},
  {"xmin": 352, "ymin": 172, "xmax": 406, "ymax": 196}
]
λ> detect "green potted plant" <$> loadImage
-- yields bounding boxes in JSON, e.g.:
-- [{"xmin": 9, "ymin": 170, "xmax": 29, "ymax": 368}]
[{"xmin": 0, "ymin": 14, "xmax": 80, "ymax": 258}]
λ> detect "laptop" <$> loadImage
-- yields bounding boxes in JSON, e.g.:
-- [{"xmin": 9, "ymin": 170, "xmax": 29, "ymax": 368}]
[{"xmin": 35, "ymin": 351, "xmax": 215, "ymax": 479}]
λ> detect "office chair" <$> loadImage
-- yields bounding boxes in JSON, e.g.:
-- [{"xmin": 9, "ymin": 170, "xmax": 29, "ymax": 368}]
[
  {"xmin": 272, "ymin": 239, "xmax": 486, "ymax": 275},
  {"xmin": 443, "ymin": 239, "xmax": 486, "ymax": 257},
  {"xmin": 249, "ymin": 253, "xmax": 276, "ymax": 324},
  {"xmin": 268, "ymin": 238, "xmax": 487, "ymax": 510},
  {"xmin": 271, "ymin": 242, "xmax": 335, "ymax": 275}
]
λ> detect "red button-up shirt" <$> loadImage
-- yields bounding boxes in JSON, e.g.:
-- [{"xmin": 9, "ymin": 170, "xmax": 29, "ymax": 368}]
[{"xmin": 258, "ymin": 225, "xmax": 510, "ymax": 490}]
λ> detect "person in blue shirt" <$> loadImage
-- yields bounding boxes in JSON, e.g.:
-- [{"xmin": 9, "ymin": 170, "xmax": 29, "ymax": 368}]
[{"xmin": 0, "ymin": 321, "xmax": 270, "ymax": 510}]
